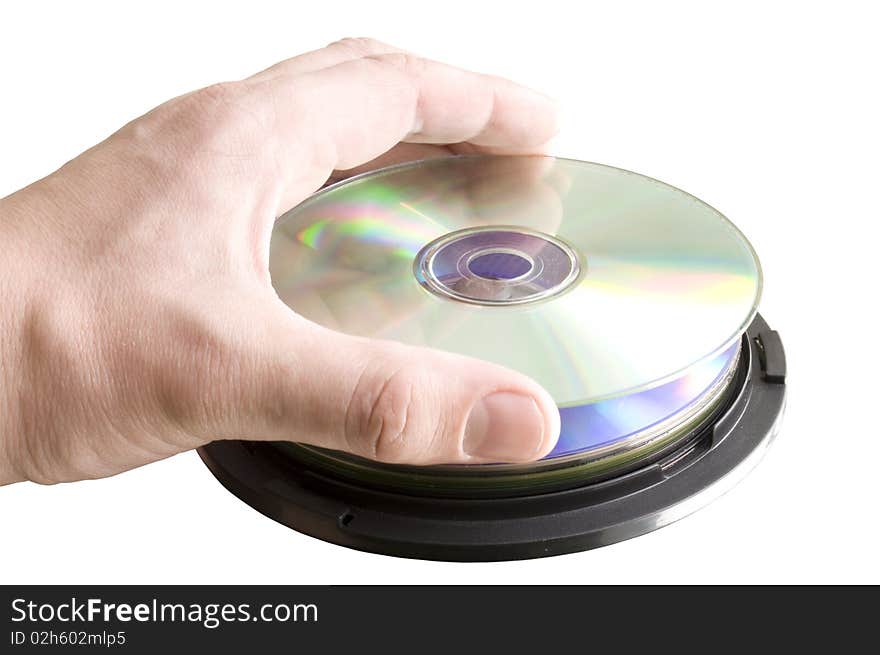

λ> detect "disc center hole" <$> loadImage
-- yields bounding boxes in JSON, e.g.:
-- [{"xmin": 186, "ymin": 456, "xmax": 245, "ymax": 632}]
[{"xmin": 467, "ymin": 250, "xmax": 533, "ymax": 281}]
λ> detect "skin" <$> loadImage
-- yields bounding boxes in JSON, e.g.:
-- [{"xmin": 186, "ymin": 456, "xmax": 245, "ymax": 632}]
[{"xmin": 0, "ymin": 38, "xmax": 561, "ymax": 486}]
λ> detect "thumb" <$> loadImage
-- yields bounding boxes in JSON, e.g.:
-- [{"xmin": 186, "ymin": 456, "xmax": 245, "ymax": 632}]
[{"xmin": 234, "ymin": 310, "xmax": 560, "ymax": 465}]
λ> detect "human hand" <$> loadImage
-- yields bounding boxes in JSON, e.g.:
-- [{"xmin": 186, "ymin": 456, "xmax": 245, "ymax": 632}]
[{"xmin": 0, "ymin": 38, "xmax": 560, "ymax": 485}]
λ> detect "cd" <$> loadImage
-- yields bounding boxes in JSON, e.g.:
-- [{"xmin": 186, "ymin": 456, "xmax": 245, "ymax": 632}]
[
  {"xmin": 270, "ymin": 155, "xmax": 760, "ymax": 477},
  {"xmin": 271, "ymin": 155, "xmax": 760, "ymax": 403},
  {"xmin": 201, "ymin": 155, "xmax": 784, "ymax": 556}
]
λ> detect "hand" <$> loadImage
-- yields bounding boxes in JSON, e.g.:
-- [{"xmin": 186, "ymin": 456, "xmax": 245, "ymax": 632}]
[{"xmin": 0, "ymin": 38, "xmax": 561, "ymax": 485}]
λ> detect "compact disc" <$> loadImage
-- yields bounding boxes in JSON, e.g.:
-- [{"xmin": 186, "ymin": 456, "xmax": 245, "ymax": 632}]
[
  {"xmin": 201, "ymin": 155, "xmax": 783, "ymax": 552},
  {"xmin": 271, "ymin": 155, "xmax": 761, "ymax": 407}
]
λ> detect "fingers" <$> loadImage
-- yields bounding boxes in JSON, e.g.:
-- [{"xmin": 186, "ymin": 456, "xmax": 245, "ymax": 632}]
[
  {"xmin": 215, "ymin": 306, "xmax": 560, "ymax": 465},
  {"xmin": 127, "ymin": 40, "xmax": 558, "ymax": 225},
  {"xmin": 147, "ymin": 40, "xmax": 564, "ymax": 465},
  {"xmin": 242, "ymin": 49, "xmax": 558, "ymax": 210}
]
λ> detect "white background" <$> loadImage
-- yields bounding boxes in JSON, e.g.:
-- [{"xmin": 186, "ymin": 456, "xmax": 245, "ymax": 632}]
[{"xmin": 1, "ymin": 1, "xmax": 877, "ymax": 584}]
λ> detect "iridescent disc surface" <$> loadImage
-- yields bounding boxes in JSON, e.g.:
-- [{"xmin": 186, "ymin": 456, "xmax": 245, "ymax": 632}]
[
  {"xmin": 271, "ymin": 155, "xmax": 761, "ymax": 406},
  {"xmin": 549, "ymin": 341, "xmax": 738, "ymax": 460}
]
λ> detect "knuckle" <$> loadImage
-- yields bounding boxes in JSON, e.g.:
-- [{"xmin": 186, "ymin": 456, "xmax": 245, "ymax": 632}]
[
  {"xmin": 169, "ymin": 81, "xmax": 250, "ymax": 140},
  {"xmin": 187, "ymin": 81, "xmax": 257, "ymax": 141},
  {"xmin": 165, "ymin": 80, "xmax": 275, "ymax": 167},
  {"xmin": 365, "ymin": 51, "xmax": 426, "ymax": 76},
  {"xmin": 115, "ymin": 78, "xmax": 277, "ymax": 189},
  {"xmin": 196, "ymin": 80, "xmax": 245, "ymax": 105},
  {"xmin": 347, "ymin": 362, "xmax": 427, "ymax": 463},
  {"xmin": 331, "ymin": 36, "xmax": 386, "ymax": 56}
]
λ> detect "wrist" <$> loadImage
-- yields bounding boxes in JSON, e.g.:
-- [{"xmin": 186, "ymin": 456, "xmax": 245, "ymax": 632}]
[{"xmin": 0, "ymin": 194, "xmax": 37, "ymax": 485}]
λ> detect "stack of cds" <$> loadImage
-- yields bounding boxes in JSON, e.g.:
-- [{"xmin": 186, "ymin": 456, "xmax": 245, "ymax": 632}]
[{"xmin": 268, "ymin": 155, "xmax": 762, "ymax": 497}]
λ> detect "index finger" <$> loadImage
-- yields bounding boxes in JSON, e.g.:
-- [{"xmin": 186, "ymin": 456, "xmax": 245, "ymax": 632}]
[{"xmin": 242, "ymin": 48, "xmax": 559, "ymax": 210}]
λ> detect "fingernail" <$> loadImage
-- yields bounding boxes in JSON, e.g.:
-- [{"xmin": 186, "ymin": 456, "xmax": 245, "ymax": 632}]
[{"xmin": 464, "ymin": 392, "xmax": 546, "ymax": 462}]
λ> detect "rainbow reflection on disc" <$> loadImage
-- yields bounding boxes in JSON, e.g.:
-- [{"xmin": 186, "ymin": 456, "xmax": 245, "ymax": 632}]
[
  {"xmin": 272, "ymin": 155, "xmax": 760, "ymax": 407},
  {"xmin": 271, "ymin": 155, "xmax": 759, "ymax": 474},
  {"xmin": 550, "ymin": 342, "xmax": 739, "ymax": 461}
]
